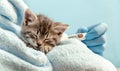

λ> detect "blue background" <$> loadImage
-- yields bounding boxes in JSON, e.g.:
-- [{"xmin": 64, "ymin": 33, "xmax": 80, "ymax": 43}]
[{"xmin": 24, "ymin": 0, "xmax": 120, "ymax": 67}]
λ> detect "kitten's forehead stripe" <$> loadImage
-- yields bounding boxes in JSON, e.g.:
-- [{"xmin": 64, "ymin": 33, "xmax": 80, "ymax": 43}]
[{"xmin": 37, "ymin": 15, "xmax": 52, "ymax": 35}]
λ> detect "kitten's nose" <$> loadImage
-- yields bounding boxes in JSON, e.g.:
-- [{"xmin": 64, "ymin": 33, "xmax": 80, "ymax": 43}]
[
  {"xmin": 37, "ymin": 40, "xmax": 43, "ymax": 46},
  {"xmin": 37, "ymin": 42, "xmax": 42, "ymax": 46}
]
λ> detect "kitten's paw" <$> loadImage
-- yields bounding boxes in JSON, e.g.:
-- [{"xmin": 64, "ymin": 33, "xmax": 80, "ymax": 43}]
[{"xmin": 40, "ymin": 46, "xmax": 53, "ymax": 54}]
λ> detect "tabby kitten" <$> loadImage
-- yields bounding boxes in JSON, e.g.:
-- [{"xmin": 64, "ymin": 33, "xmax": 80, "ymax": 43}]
[{"xmin": 20, "ymin": 9, "xmax": 68, "ymax": 54}]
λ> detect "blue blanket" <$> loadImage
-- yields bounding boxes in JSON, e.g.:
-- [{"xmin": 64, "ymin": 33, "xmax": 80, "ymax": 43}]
[{"xmin": 0, "ymin": 0, "xmax": 116, "ymax": 71}]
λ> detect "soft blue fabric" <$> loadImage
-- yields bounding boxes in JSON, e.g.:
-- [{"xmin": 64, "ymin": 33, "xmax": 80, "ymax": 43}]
[
  {"xmin": 77, "ymin": 23, "xmax": 108, "ymax": 55},
  {"xmin": 0, "ymin": 0, "xmax": 116, "ymax": 71},
  {"xmin": 0, "ymin": 0, "xmax": 27, "ymax": 36},
  {"xmin": 0, "ymin": 0, "xmax": 52, "ymax": 71}
]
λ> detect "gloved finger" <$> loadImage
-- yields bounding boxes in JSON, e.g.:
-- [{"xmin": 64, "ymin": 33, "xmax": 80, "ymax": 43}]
[
  {"xmin": 77, "ymin": 23, "xmax": 103, "ymax": 33},
  {"xmin": 94, "ymin": 52, "xmax": 103, "ymax": 56},
  {"xmin": 82, "ymin": 35, "xmax": 106, "ymax": 46},
  {"xmin": 76, "ymin": 27, "xmax": 88, "ymax": 33},
  {"xmin": 87, "ymin": 23, "xmax": 103, "ymax": 31},
  {"xmin": 86, "ymin": 23, "xmax": 108, "ymax": 40},
  {"xmin": 88, "ymin": 45, "xmax": 105, "ymax": 55}
]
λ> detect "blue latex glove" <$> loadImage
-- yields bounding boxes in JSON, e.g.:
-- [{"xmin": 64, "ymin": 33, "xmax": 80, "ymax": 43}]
[{"xmin": 77, "ymin": 23, "xmax": 108, "ymax": 55}]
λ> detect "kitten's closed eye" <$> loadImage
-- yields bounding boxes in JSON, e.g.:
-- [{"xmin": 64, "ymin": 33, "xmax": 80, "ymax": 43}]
[
  {"xmin": 44, "ymin": 39, "xmax": 49, "ymax": 42},
  {"xmin": 29, "ymin": 33, "xmax": 37, "ymax": 39},
  {"xmin": 45, "ymin": 39, "xmax": 56, "ymax": 47},
  {"xmin": 24, "ymin": 32, "xmax": 37, "ymax": 39}
]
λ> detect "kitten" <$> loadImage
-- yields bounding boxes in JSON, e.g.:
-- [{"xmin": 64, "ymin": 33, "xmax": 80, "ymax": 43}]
[{"xmin": 20, "ymin": 9, "xmax": 69, "ymax": 54}]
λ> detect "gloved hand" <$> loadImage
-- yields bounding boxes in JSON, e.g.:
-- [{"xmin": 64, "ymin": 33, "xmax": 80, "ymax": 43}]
[{"xmin": 77, "ymin": 23, "xmax": 108, "ymax": 55}]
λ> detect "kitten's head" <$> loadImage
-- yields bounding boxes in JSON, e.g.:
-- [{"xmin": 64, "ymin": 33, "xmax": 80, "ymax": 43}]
[{"xmin": 21, "ymin": 9, "xmax": 69, "ymax": 50}]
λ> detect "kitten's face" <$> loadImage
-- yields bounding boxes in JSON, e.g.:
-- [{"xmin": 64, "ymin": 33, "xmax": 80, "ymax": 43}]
[{"xmin": 21, "ymin": 9, "xmax": 68, "ymax": 53}]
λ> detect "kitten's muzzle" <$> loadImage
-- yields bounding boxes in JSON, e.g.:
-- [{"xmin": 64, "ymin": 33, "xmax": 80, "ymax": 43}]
[{"xmin": 37, "ymin": 42, "xmax": 42, "ymax": 47}]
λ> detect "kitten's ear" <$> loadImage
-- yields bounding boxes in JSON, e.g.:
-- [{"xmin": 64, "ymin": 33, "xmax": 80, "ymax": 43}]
[
  {"xmin": 54, "ymin": 22, "xmax": 69, "ymax": 35},
  {"xmin": 24, "ymin": 9, "xmax": 37, "ymax": 26}
]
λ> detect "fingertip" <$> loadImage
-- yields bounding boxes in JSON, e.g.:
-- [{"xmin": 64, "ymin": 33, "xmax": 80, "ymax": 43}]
[{"xmin": 97, "ymin": 22, "xmax": 108, "ymax": 32}]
